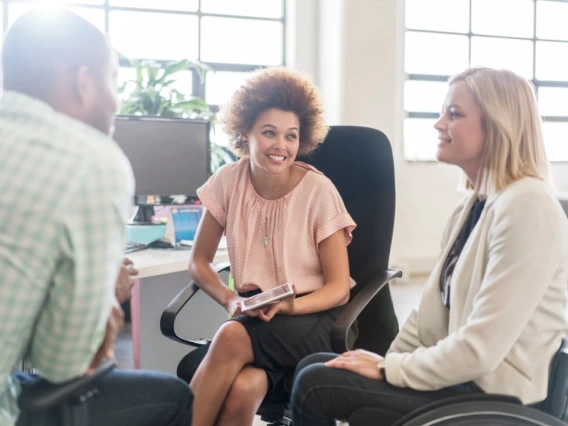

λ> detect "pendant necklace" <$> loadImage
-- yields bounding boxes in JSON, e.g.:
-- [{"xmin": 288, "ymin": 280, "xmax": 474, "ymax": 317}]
[{"xmin": 249, "ymin": 163, "xmax": 291, "ymax": 247}]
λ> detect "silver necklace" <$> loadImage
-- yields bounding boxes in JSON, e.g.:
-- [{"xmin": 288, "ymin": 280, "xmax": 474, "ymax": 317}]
[{"xmin": 249, "ymin": 163, "xmax": 291, "ymax": 247}]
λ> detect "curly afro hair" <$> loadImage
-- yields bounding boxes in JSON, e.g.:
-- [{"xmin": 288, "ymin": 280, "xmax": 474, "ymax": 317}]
[{"xmin": 219, "ymin": 67, "xmax": 329, "ymax": 158}]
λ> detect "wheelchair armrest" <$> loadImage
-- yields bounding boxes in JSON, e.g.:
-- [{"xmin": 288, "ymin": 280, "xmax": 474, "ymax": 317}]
[
  {"xmin": 160, "ymin": 262, "xmax": 230, "ymax": 347},
  {"xmin": 18, "ymin": 359, "xmax": 116, "ymax": 412},
  {"xmin": 331, "ymin": 268, "xmax": 402, "ymax": 353}
]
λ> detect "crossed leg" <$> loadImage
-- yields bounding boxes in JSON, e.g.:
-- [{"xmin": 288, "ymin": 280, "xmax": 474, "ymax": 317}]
[
  {"xmin": 190, "ymin": 320, "xmax": 268, "ymax": 426},
  {"xmin": 216, "ymin": 366, "xmax": 268, "ymax": 426}
]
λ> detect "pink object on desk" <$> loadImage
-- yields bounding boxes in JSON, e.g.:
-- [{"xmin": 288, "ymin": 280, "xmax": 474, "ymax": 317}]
[{"xmin": 130, "ymin": 279, "xmax": 141, "ymax": 369}]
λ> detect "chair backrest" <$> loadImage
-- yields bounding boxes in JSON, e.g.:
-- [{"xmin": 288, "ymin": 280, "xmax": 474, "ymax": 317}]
[
  {"xmin": 539, "ymin": 337, "xmax": 568, "ymax": 420},
  {"xmin": 299, "ymin": 126, "xmax": 399, "ymax": 355}
]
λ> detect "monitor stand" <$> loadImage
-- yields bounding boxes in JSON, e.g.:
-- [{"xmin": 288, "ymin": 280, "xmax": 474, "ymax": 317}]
[{"xmin": 129, "ymin": 205, "xmax": 158, "ymax": 225}]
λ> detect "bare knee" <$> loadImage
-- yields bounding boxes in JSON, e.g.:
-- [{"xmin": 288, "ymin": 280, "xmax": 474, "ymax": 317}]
[
  {"xmin": 208, "ymin": 321, "xmax": 252, "ymax": 364},
  {"xmin": 223, "ymin": 368, "xmax": 268, "ymax": 416}
]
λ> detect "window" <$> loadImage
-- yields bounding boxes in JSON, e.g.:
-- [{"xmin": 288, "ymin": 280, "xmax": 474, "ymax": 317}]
[
  {"xmin": 2, "ymin": 0, "xmax": 285, "ymax": 149},
  {"xmin": 2, "ymin": 0, "xmax": 286, "ymax": 110},
  {"xmin": 404, "ymin": 0, "xmax": 568, "ymax": 162}
]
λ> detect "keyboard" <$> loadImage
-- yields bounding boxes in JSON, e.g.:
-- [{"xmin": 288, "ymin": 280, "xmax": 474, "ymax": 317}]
[{"xmin": 124, "ymin": 241, "xmax": 148, "ymax": 253}]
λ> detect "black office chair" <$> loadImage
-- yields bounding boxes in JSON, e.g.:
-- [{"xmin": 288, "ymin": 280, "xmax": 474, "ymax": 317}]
[
  {"xmin": 17, "ymin": 360, "xmax": 116, "ymax": 426},
  {"xmin": 347, "ymin": 338, "xmax": 568, "ymax": 426},
  {"xmin": 160, "ymin": 125, "xmax": 402, "ymax": 425}
]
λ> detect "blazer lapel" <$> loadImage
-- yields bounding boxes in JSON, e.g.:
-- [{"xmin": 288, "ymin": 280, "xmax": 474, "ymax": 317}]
[{"xmin": 417, "ymin": 192, "xmax": 479, "ymax": 345}]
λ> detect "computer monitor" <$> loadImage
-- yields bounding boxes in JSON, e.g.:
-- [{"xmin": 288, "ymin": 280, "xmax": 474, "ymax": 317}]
[{"xmin": 113, "ymin": 115, "xmax": 211, "ymax": 224}]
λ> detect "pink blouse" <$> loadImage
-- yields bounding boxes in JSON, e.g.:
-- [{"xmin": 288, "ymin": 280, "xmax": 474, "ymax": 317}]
[{"xmin": 197, "ymin": 159, "xmax": 356, "ymax": 294}]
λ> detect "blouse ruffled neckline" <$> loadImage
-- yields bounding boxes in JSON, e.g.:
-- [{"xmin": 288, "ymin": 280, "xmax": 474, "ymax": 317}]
[{"xmin": 246, "ymin": 161, "xmax": 313, "ymax": 206}]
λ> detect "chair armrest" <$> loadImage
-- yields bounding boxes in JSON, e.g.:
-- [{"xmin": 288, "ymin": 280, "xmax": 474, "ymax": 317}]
[
  {"xmin": 330, "ymin": 268, "xmax": 402, "ymax": 353},
  {"xmin": 160, "ymin": 262, "xmax": 230, "ymax": 347},
  {"xmin": 18, "ymin": 360, "xmax": 116, "ymax": 412}
]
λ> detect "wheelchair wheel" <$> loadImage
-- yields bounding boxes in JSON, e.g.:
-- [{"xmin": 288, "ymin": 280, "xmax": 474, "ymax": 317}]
[{"xmin": 399, "ymin": 401, "xmax": 566, "ymax": 426}]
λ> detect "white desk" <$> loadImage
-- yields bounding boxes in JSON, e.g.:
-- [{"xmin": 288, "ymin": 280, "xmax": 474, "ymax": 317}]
[
  {"xmin": 131, "ymin": 247, "xmax": 229, "ymax": 279},
  {"xmin": 128, "ymin": 248, "xmax": 230, "ymax": 374}
]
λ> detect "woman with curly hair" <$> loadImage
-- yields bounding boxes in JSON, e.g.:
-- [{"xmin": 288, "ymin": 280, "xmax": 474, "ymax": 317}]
[{"xmin": 183, "ymin": 67, "xmax": 357, "ymax": 426}]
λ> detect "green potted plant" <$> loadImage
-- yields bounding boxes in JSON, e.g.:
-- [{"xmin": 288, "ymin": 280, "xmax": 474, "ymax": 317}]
[{"xmin": 118, "ymin": 58, "xmax": 235, "ymax": 172}]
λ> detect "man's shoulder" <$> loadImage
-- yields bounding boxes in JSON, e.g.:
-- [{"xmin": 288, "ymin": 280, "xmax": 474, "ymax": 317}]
[
  {"xmin": 0, "ymin": 92, "xmax": 113, "ymax": 163},
  {"xmin": 2, "ymin": 111, "xmax": 118, "ymax": 166},
  {"xmin": 54, "ymin": 118, "xmax": 125, "ymax": 169},
  {"xmin": 0, "ymin": 111, "xmax": 132, "ymax": 206},
  {"xmin": 53, "ymin": 118, "xmax": 129, "ymax": 179}
]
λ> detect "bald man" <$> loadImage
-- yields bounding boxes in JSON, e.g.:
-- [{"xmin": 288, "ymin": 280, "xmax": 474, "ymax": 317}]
[{"xmin": 0, "ymin": 8, "xmax": 192, "ymax": 426}]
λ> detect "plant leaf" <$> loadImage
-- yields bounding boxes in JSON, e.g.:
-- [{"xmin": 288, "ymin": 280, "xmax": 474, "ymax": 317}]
[
  {"xmin": 118, "ymin": 57, "xmax": 216, "ymax": 120},
  {"xmin": 187, "ymin": 59, "xmax": 215, "ymax": 83},
  {"xmin": 163, "ymin": 59, "xmax": 190, "ymax": 77}
]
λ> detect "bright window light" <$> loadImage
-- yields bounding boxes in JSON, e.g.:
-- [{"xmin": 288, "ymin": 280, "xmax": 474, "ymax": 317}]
[{"xmin": 404, "ymin": 0, "xmax": 568, "ymax": 162}]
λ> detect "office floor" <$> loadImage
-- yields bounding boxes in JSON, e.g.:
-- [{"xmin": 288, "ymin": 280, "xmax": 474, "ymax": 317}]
[{"xmin": 114, "ymin": 276, "xmax": 426, "ymax": 425}]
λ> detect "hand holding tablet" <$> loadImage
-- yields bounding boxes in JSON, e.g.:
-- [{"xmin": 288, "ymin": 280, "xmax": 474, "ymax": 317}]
[{"xmin": 241, "ymin": 283, "xmax": 295, "ymax": 313}]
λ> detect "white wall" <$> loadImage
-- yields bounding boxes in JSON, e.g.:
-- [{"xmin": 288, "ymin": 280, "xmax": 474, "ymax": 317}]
[{"xmin": 291, "ymin": 0, "xmax": 568, "ymax": 275}]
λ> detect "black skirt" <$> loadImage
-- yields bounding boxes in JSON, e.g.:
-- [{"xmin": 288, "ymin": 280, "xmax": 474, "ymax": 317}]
[
  {"xmin": 230, "ymin": 305, "xmax": 345, "ymax": 403},
  {"xmin": 176, "ymin": 300, "xmax": 356, "ymax": 404}
]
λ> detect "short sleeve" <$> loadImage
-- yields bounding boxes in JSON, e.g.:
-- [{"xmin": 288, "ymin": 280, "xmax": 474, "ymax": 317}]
[
  {"xmin": 196, "ymin": 164, "xmax": 232, "ymax": 228},
  {"xmin": 312, "ymin": 176, "xmax": 356, "ymax": 247}
]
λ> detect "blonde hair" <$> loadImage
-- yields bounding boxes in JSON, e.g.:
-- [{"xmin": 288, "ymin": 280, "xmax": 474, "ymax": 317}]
[{"xmin": 450, "ymin": 67, "xmax": 550, "ymax": 194}]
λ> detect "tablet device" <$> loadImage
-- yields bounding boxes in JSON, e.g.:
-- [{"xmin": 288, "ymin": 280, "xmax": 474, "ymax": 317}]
[{"xmin": 241, "ymin": 283, "xmax": 294, "ymax": 313}]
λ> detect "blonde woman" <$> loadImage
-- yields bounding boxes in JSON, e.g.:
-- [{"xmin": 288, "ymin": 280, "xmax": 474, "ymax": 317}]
[{"xmin": 291, "ymin": 67, "xmax": 568, "ymax": 426}]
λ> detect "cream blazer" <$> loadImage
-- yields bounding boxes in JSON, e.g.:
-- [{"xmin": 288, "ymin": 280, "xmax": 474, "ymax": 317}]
[{"xmin": 385, "ymin": 177, "xmax": 568, "ymax": 404}]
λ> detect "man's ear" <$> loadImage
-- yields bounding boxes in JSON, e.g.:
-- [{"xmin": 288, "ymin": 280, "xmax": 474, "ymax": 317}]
[{"xmin": 72, "ymin": 65, "xmax": 92, "ymax": 105}]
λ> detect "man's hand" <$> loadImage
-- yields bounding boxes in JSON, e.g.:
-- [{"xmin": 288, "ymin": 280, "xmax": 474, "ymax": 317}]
[
  {"xmin": 325, "ymin": 349, "xmax": 385, "ymax": 380},
  {"xmin": 87, "ymin": 299, "xmax": 124, "ymax": 375},
  {"xmin": 115, "ymin": 257, "xmax": 138, "ymax": 303}
]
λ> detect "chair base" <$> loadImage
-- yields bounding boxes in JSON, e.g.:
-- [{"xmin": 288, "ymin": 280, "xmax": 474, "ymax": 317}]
[
  {"xmin": 259, "ymin": 407, "xmax": 292, "ymax": 426},
  {"xmin": 261, "ymin": 420, "xmax": 291, "ymax": 426},
  {"xmin": 260, "ymin": 416, "xmax": 291, "ymax": 426}
]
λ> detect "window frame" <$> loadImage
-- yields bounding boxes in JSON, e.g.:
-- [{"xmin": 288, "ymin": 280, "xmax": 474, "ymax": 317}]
[
  {"xmin": 1, "ymin": 0, "xmax": 287, "ymax": 111},
  {"xmin": 404, "ymin": 0, "xmax": 568, "ymax": 162}
]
